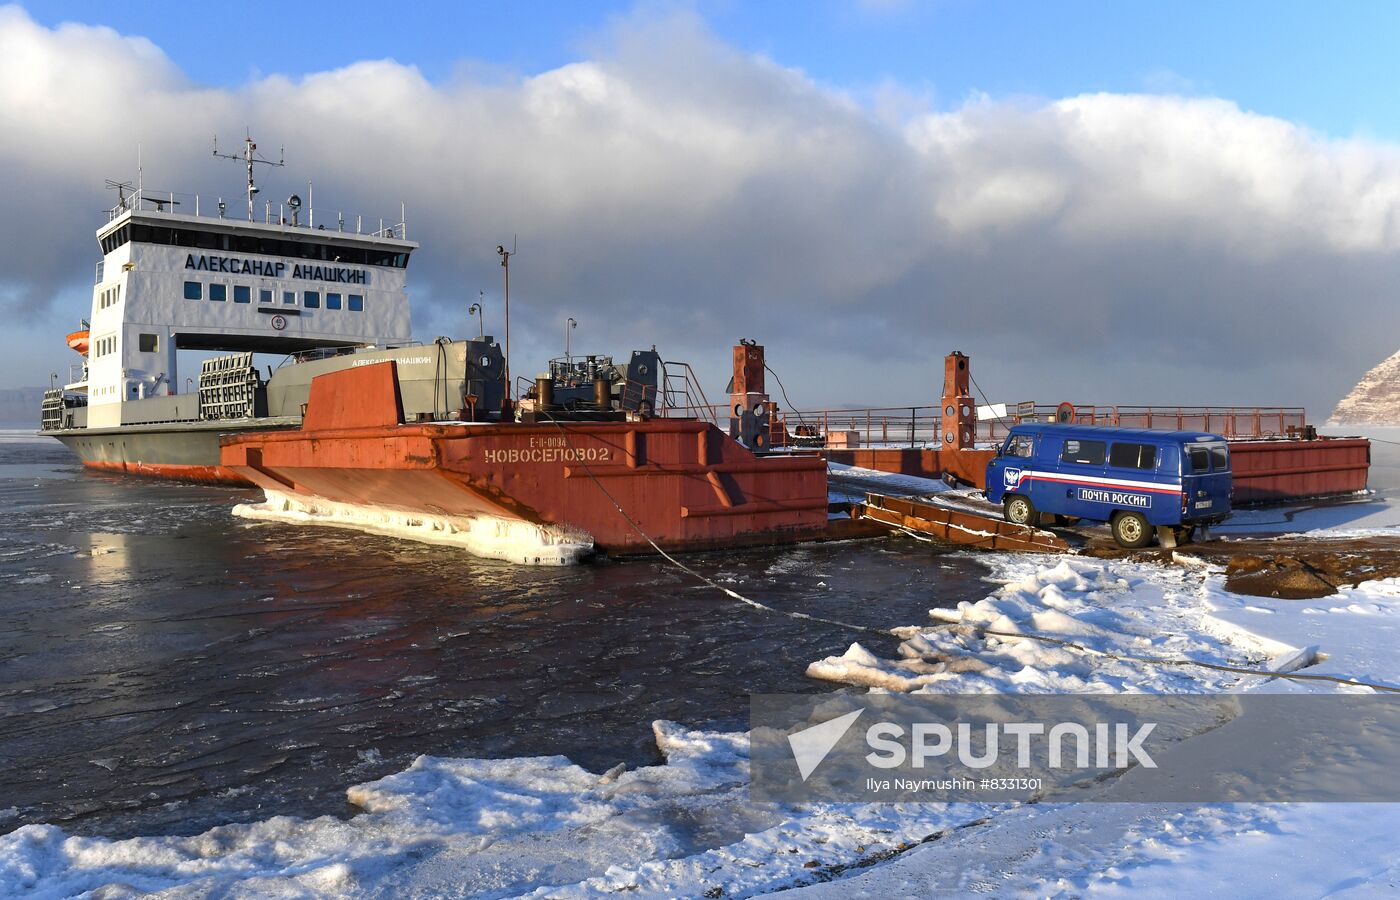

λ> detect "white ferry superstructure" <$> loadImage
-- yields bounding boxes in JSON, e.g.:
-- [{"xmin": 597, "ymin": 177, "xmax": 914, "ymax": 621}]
[{"xmin": 42, "ymin": 138, "xmax": 506, "ymax": 483}]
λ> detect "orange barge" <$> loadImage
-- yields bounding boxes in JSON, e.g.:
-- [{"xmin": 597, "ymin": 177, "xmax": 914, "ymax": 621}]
[
  {"xmin": 819, "ymin": 353, "xmax": 1370, "ymax": 506},
  {"xmin": 220, "ymin": 361, "xmax": 830, "ymax": 558}
]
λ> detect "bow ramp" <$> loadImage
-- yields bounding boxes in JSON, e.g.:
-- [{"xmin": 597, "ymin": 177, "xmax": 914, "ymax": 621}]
[{"xmin": 851, "ymin": 492, "xmax": 1070, "ymax": 553}]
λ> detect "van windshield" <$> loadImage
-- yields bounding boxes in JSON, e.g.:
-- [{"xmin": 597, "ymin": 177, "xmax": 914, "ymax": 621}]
[{"xmin": 1002, "ymin": 434, "xmax": 1034, "ymax": 458}]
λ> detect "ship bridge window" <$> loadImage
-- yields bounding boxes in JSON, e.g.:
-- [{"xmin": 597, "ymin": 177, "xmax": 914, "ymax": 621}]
[
  {"xmin": 99, "ymin": 225, "xmax": 131, "ymax": 254},
  {"xmin": 130, "ymin": 224, "xmax": 226, "ymax": 251},
  {"xmin": 184, "ymin": 281, "xmax": 202, "ymax": 300},
  {"xmin": 234, "ymin": 285, "xmax": 251, "ymax": 303},
  {"xmin": 348, "ymin": 293, "xmax": 363, "ymax": 312},
  {"xmin": 127, "ymin": 223, "xmax": 410, "ymax": 268},
  {"xmin": 191, "ymin": 230, "xmax": 224, "ymax": 250},
  {"xmin": 303, "ymin": 290, "xmax": 320, "ymax": 308},
  {"xmin": 210, "ymin": 284, "xmax": 227, "ymax": 302},
  {"xmin": 283, "ymin": 291, "xmax": 297, "ymax": 306},
  {"xmin": 259, "ymin": 288, "xmax": 273, "ymax": 304},
  {"xmin": 326, "ymin": 292, "xmax": 342, "ymax": 310}
]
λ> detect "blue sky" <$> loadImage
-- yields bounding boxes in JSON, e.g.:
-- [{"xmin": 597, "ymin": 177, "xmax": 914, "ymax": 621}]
[
  {"xmin": 26, "ymin": 0, "xmax": 1400, "ymax": 140},
  {"xmin": 5, "ymin": 1, "xmax": 1400, "ymax": 415}
]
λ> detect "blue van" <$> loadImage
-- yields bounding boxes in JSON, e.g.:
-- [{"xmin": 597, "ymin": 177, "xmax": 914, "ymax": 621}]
[{"xmin": 985, "ymin": 424, "xmax": 1231, "ymax": 548}]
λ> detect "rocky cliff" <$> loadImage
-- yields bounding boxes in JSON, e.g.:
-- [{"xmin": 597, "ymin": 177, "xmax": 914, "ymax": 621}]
[{"xmin": 1330, "ymin": 350, "xmax": 1400, "ymax": 425}]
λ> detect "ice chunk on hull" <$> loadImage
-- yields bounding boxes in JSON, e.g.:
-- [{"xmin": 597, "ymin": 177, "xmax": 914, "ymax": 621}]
[{"xmin": 233, "ymin": 489, "xmax": 594, "ymax": 565}]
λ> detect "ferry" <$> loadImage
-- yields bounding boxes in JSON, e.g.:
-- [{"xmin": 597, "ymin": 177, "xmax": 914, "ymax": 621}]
[
  {"xmin": 40, "ymin": 140, "xmax": 833, "ymax": 563},
  {"xmin": 41, "ymin": 137, "xmax": 506, "ymax": 483},
  {"xmin": 49, "ymin": 144, "xmax": 1359, "ymax": 564}
]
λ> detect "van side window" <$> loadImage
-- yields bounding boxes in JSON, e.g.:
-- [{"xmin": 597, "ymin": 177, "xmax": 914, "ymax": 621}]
[
  {"xmin": 1209, "ymin": 446, "xmax": 1229, "ymax": 471},
  {"xmin": 1003, "ymin": 434, "xmax": 1034, "ymax": 458},
  {"xmin": 1108, "ymin": 442, "xmax": 1157, "ymax": 470},
  {"xmin": 1187, "ymin": 446, "xmax": 1211, "ymax": 473},
  {"xmin": 1061, "ymin": 439, "xmax": 1106, "ymax": 466}
]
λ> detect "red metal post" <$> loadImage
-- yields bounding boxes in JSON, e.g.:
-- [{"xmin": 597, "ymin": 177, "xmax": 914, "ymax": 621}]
[{"xmin": 941, "ymin": 352, "xmax": 977, "ymax": 450}]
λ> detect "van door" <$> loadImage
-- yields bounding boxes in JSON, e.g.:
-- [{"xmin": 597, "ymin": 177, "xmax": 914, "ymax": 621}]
[
  {"xmin": 1045, "ymin": 435, "xmax": 1108, "ymax": 521},
  {"xmin": 1106, "ymin": 440, "xmax": 1167, "ymax": 524},
  {"xmin": 987, "ymin": 431, "xmax": 1037, "ymax": 505},
  {"xmin": 1182, "ymin": 442, "xmax": 1232, "ymax": 520}
]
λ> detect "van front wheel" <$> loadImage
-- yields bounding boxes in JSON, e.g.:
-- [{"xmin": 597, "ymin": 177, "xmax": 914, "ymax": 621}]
[
  {"xmin": 1112, "ymin": 511, "xmax": 1152, "ymax": 549},
  {"xmin": 1004, "ymin": 495, "xmax": 1036, "ymax": 527}
]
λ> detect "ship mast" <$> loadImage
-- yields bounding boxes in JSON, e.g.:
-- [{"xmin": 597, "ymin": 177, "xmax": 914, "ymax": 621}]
[{"xmin": 213, "ymin": 133, "xmax": 284, "ymax": 221}]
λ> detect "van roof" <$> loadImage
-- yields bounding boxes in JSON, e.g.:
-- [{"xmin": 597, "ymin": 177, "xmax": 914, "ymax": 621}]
[{"xmin": 1005, "ymin": 423, "xmax": 1228, "ymax": 443}]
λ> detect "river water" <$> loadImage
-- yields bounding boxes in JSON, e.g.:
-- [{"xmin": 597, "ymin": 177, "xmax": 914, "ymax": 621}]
[{"xmin": 0, "ymin": 428, "xmax": 993, "ymax": 840}]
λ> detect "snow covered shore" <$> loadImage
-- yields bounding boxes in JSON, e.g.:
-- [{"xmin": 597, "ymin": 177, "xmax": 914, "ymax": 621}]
[
  {"xmin": 793, "ymin": 559, "xmax": 1400, "ymax": 897},
  {"xmin": 6, "ymin": 447, "xmax": 1400, "ymax": 897},
  {"xmin": 8, "ymin": 548, "xmax": 1400, "ymax": 897},
  {"xmin": 0, "ymin": 722, "xmax": 1000, "ymax": 898}
]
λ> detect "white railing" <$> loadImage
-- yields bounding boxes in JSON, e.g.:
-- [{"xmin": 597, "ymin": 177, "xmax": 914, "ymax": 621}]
[{"xmin": 106, "ymin": 188, "xmax": 408, "ymax": 240}]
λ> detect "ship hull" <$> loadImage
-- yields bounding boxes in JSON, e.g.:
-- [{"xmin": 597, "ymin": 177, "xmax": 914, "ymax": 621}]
[
  {"xmin": 223, "ymin": 421, "xmax": 830, "ymax": 555},
  {"xmin": 52, "ymin": 421, "xmax": 294, "ymax": 486},
  {"xmin": 220, "ymin": 361, "xmax": 830, "ymax": 556}
]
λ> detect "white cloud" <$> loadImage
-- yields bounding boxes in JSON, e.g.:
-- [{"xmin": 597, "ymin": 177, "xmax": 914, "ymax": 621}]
[{"xmin": 1, "ymin": 4, "xmax": 1396, "ymax": 416}]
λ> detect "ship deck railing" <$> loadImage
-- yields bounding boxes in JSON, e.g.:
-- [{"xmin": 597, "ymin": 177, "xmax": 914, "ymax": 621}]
[
  {"xmin": 719, "ymin": 403, "xmax": 1313, "ymax": 450},
  {"xmin": 107, "ymin": 188, "xmax": 408, "ymax": 241},
  {"xmin": 660, "ymin": 362, "xmax": 717, "ymax": 425}
]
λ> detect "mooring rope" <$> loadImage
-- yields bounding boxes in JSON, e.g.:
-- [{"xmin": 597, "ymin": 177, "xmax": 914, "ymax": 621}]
[{"xmin": 968, "ymin": 371, "xmax": 1012, "ymax": 431}]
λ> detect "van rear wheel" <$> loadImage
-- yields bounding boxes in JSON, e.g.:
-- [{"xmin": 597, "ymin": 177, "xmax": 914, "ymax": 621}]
[
  {"xmin": 1004, "ymin": 495, "xmax": 1036, "ymax": 527},
  {"xmin": 1112, "ymin": 511, "xmax": 1152, "ymax": 549}
]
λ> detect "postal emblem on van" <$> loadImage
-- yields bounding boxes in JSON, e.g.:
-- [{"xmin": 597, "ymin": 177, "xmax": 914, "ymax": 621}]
[{"xmin": 1004, "ymin": 468, "xmax": 1024, "ymax": 489}]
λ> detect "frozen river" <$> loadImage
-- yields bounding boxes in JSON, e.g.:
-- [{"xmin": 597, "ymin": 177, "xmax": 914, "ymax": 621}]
[{"xmin": 0, "ymin": 428, "xmax": 993, "ymax": 840}]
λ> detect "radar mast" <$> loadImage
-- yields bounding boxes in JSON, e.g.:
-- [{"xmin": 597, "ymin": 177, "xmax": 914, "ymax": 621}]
[{"xmin": 212, "ymin": 133, "xmax": 285, "ymax": 220}]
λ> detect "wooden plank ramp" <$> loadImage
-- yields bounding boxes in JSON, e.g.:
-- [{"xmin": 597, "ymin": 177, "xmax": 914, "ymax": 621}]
[{"xmin": 851, "ymin": 492, "xmax": 1070, "ymax": 553}]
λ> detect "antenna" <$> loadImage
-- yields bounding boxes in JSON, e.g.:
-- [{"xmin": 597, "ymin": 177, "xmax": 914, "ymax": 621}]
[
  {"xmin": 104, "ymin": 179, "xmax": 134, "ymax": 208},
  {"xmin": 213, "ymin": 131, "xmax": 284, "ymax": 221}
]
